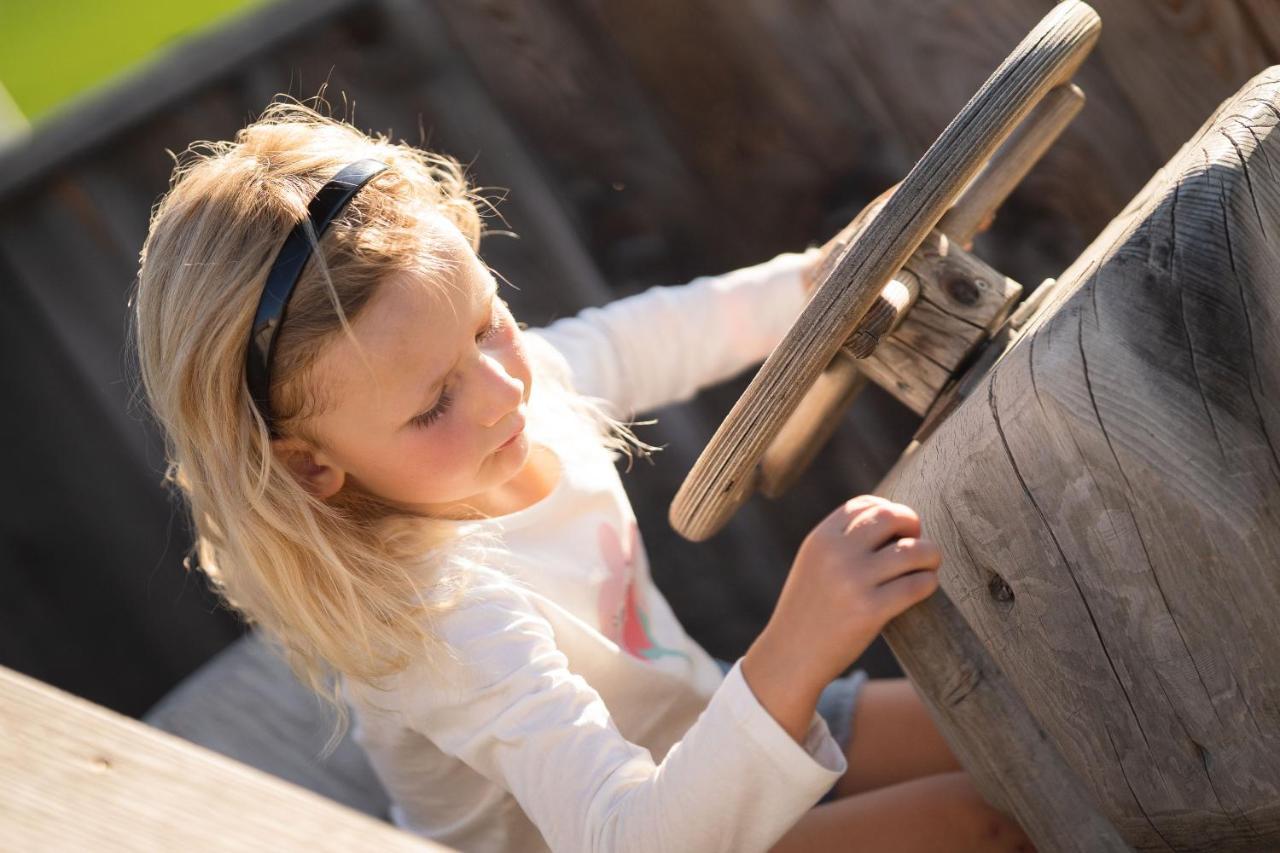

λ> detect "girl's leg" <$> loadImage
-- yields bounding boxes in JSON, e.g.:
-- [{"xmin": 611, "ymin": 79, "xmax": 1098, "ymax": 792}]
[
  {"xmin": 770, "ymin": 771, "xmax": 1035, "ymax": 853},
  {"xmin": 835, "ymin": 676, "xmax": 963, "ymax": 798}
]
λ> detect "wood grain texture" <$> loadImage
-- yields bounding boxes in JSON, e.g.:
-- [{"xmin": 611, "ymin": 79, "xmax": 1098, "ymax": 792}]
[
  {"xmin": 879, "ymin": 68, "xmax": 1280, "ymax": 851},
  {"xmin": 0, "ymin": 664, "xmax": 443, "ymax": 851}
]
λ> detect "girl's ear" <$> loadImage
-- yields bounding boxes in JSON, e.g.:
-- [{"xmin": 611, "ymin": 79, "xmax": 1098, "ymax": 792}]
[{"xmin": 270, "ymin": 436, "xmax": 346, "ymax": 499}]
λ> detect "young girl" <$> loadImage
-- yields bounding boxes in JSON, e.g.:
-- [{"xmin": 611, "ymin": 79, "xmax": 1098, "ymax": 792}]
[{"xmin": 131, "ymin": 101, "xmax": 1034, "ymax": 853}]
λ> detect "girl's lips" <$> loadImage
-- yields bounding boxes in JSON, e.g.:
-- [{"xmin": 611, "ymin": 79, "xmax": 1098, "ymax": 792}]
[{"xmin": 496, "ymin": 414, "xmax": 526, "ymax": 450}]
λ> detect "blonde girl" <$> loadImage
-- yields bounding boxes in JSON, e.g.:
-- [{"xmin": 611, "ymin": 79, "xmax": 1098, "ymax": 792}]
[{"xmin": 131, "ymin": 100, "xmax": 1034, "ymax": 853}]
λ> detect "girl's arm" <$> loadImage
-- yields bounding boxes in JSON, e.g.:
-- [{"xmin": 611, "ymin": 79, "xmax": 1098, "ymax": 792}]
[
  {"xmin": 373, "ymin": 577, "xmax": 844, "ymax": 853},
  {"xmin": 530, "ymin": 248, "xmax": 820, "ymax": 419}
]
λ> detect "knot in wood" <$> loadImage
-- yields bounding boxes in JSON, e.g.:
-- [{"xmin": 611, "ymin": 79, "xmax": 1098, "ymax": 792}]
[
  {"xmin": 944, "ymin": 274, "xmax": 982, "ymax": 305},
  {"xmin": 987, "ymin": 573, "xmax": 1015, "ymax": 604}
]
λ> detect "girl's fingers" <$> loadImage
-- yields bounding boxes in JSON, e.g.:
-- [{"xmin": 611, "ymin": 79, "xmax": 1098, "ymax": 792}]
[
  {"xmin": 871, "ymin": 569, "xmax": 941, "ymax": 615},
  {"xmin": 838, "ymin": 494, "xmax": 889, "ymax": 517},
  {"xmin": 843, "ymin": 502, "xmax": 923, "ymax": 550},
  {"xmin": 866, "ymin": 537, "xmax": 942, "ymax": 586}
]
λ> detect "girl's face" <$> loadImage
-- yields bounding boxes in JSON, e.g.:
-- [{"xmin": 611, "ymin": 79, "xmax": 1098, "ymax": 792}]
[{"xmin": 277, "ymin": 216, "xmax": 535, "ymax": 519}]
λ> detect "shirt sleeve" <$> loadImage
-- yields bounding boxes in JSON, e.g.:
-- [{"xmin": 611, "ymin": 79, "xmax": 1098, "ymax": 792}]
[
  {"xmin": 391, "ymin": 579, "xmax": 845, "ymax": 853},
  {"xmin": 528, "ymin": 248, "xmax": 820, "ymax": 418}
]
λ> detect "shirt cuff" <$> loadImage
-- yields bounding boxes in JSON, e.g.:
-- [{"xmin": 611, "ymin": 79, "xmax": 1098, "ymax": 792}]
[{"xmin": 718, "ymin": 657, "xmax": 847, "ymax": 785}]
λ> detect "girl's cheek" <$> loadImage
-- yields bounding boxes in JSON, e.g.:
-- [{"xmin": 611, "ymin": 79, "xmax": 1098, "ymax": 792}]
[
  {"xmin": 405, "ymin": 424, "xmax": 447, "ymax": 464},
  {"xmin": 438, "ymin": 422, "xmax": 473, "ymax": 461}
]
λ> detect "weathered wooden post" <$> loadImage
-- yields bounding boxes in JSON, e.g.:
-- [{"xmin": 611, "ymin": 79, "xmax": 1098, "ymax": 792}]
[
  {"xmin": 670, "ymin": 2, "xmax": 1280, "ymax": 849},
  {"xmin": 875, "ymin": 67, "xmax": 1280, "ymax": 851}
]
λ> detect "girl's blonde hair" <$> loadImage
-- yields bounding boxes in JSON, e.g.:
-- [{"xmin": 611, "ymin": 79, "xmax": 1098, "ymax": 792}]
[{"xmin": 129, "ymin": 99, "xmax": 656, "ymax": 755}]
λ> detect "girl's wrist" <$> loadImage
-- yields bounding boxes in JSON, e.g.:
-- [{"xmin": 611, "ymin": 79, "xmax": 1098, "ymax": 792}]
[{"xmin": 741, "ymin": 632, "xmax": 825, "ymax": 744}]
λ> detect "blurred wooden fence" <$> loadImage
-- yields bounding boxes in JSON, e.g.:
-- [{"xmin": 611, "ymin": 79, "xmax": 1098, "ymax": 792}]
[{"xmin": 0, "ymin": 0, "xmax": 1275, "ymax": 716}]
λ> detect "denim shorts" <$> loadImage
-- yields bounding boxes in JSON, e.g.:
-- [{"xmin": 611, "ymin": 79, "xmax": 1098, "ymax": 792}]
[{"xmin": 714, "ymin": 657, "xmax": 867, "ymax": 806}]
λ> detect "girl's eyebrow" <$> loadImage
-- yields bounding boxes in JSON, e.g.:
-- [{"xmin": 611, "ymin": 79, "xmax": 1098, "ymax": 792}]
[{"xmin": 413, "ymin": 278, "xmax": 500, "ymax": 407}]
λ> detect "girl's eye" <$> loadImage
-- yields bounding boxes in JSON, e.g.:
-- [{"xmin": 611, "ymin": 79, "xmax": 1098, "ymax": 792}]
[
  {"xmin": 410, "ymin": 313, "xmax": 506, "ymax": 429},
  {"xmin": 479, "ymin": 313, "xmax": 504, "ymax": 342},
  {"xmin": 411, "ymin": 389, "xmax": 452, "ymax": 429}
]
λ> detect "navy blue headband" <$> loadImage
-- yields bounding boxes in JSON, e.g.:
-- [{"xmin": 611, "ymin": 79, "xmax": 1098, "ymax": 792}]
[{"xmin": 245, "ymin": 159, "xmax": 389, "ymax": 437}]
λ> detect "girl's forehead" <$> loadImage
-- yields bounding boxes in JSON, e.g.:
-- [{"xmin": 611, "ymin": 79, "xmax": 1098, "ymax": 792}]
[
  {"xmin": 365, "ymin": 213, "xmax": 490, "ymax": 346},
  {"xmin": 368, "ymin": 257, "xmax": 488, "ymax": 361}
]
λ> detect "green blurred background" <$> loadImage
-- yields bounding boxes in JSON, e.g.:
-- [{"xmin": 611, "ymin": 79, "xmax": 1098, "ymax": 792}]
[{"xmin": 0, "ymin": 0, "xmax": 270, "ymax": 127}]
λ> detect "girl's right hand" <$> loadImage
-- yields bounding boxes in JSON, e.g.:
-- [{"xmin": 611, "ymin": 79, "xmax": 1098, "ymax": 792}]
[{"xmin": 742, "ymin": 495, "xmax": 941, "ymax": 740}]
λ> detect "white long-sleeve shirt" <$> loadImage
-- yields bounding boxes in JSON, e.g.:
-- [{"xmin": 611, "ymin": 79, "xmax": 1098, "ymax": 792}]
[{"xmin": 340, "ymin": 248, "xmax": 845, "ymax": 853}]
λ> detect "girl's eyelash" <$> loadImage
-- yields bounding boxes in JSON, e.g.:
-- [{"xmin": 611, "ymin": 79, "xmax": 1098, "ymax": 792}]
[
  {"xmin": 480, "ymin": 313, "xmax": 503, "ymax": 341},
  {"xmin": 410, "ymin": 312, "xmax": 506, "ymax": 429},
  {"xmin": 411, "ymin": 389, "xmax": 453, "ymax": 429}
]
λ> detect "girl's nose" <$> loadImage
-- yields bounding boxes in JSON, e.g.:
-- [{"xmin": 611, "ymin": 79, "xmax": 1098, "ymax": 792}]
[{"xmin": 475, "ymin": 353, "xmax": 525, "ymax": 426}]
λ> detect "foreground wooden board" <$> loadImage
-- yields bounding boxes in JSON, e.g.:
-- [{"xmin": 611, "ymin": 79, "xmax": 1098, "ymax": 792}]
[
  {"xmin": 0, "ymin": 664, "xmax": 447, "ymax": 851},
  {"xmin": 879, "ymin": 68, "xmax": 1280, "ymax": 851}
]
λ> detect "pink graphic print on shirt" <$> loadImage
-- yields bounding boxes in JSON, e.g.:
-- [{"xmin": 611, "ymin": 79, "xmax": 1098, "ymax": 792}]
[{"xmin": 596, "ymin": 518, "xmax": 690, "ymax": 664}]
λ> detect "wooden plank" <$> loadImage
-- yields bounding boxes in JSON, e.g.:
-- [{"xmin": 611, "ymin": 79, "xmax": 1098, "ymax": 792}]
[
  {"xmin": 704, "ymin": 0, "xmax": 1277, "ymax": 318},
  {"xmin": 857, "ymin": 337, "xmax": 952, "ymax": 417},
  {"xmin": 1081, "ymin": 0, "xmax": 1280, "ymax": 156},
  {"xmin": 0, "ymin": 182, "xmax": 148, "ymax": 468},
  {"xmin": 886, "ymin": 296, "xmax": 987, "ymax": 368},
  {"xmin": 899, "ymin": 231, "xmax": 1023, "ymax": 329},
  {"xmin": 580, "ymin": 0, "xmax": 854, "ymax": 261},
  {"xmin": 0, "ymin": 253, "xmax": 241, "ymax": 712},
  {"xmin": 368, "ymin": 0, "xmax": 616, "ymax": 312},
  {"xmin": 72, "ymin": 82, "xmax": 252, "ymax": 263},
  {"xmin": 426, "ymin": 0, "xmax": 717, "ymax": 285},
  {"xmin": 0, "ymin": 665, "xmax": 447, "ymax": 851}
]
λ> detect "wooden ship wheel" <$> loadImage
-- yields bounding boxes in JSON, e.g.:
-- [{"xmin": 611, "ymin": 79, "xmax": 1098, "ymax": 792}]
[{"xmin": 671, "ymin": 1, "xmax": 1280, "ymax": 850}]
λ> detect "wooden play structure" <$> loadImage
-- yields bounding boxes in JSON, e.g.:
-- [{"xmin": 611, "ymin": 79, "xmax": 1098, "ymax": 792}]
[
  {"xmin": 5, "ymin": 0, "xmax": 1278, "ymax": 849},
  {"xmin": 672, "ymin": 1, "xmax": 1280, "ymax": 850}
]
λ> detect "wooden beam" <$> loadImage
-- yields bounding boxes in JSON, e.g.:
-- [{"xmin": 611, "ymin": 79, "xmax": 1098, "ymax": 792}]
[{"xmin": 0, "ymin": 665, "xmax": 447, "ymax": 850}]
